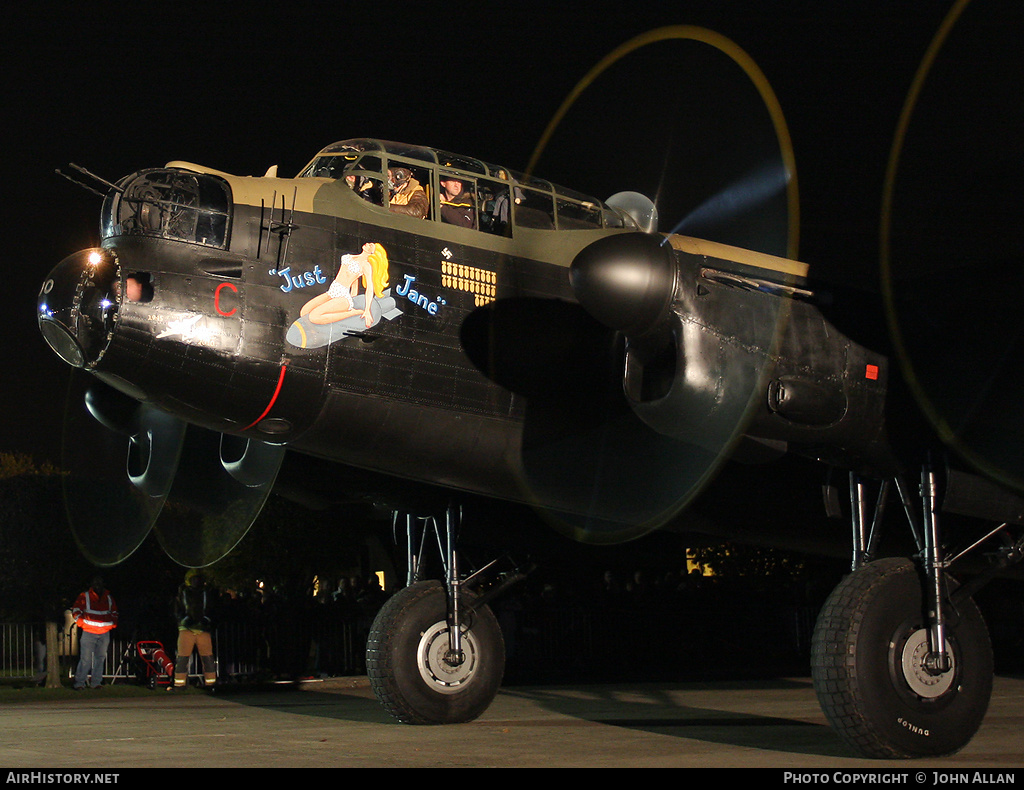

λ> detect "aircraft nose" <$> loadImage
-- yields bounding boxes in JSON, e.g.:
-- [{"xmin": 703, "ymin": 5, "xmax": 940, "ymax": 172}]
[{"xmin": 38, "ymin": 248, "xmax": 119, "ymax": 368}]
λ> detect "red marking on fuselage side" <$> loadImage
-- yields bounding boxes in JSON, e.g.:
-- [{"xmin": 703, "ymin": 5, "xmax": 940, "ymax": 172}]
[
  {"xmin": 242, "ymin": 364, "xmax": 288, "ymax": 431},
  {"xmin": 215, "ymin": 282, "xmax": 238, "ymax": 316}
]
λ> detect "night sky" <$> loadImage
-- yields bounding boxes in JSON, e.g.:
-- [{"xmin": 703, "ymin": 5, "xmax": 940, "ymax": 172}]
[{"xmin": 4, "ymin": 1, "xmax": 1011, "ymax": 467}]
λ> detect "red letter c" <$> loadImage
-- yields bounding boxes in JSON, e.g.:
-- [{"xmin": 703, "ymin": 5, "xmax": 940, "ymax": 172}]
[{"xmin": 215, "ymin": 282, "xmax": 239, "ymax": 317}]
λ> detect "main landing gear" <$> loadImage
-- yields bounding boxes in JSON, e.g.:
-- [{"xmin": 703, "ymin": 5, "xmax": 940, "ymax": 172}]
[
  {"xmin": 811, "ymin": 462, "xmax": 1024, "ymax": 758},
  {"xmin": 366, "ymin": 506, "xmax": 522, "ymax": 724}
]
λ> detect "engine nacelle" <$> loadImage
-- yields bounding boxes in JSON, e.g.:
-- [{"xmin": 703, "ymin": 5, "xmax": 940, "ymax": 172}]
[{"xmin": 571, "ymin": 233, "xmax": 895, "ymax": 473}]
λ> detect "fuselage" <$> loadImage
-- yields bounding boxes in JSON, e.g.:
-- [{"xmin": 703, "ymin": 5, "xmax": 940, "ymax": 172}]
[{"xmin": 39, "ymin": 139, "xmax": 895, "ymax": 533}]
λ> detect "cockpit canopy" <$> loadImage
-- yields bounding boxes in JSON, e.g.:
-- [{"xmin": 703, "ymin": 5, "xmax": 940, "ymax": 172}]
[{"xmin": 298, "ymin": 139, "xmax": 640, "ymax": 235}]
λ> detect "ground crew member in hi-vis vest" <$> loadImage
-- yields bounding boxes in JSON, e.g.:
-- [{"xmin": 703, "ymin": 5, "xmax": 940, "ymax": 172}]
[
  {"xmin": 174, "ymin": 570, "xmax": 217, "ymax": 688},
  {"xmin": 71, "ymin": 576, "xmax": 118, "ymax": 689}
]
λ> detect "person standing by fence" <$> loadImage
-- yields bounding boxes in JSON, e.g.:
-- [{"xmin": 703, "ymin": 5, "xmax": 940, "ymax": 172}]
[{"xmin": 70, "ymin": 576, "xmax": 118, "ymax": 690}]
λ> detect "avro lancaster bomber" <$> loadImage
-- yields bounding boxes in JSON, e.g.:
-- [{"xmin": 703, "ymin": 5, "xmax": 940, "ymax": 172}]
[{"xmin": 39, "ymin": 16, "xmax": 1024, "ymax": 760}]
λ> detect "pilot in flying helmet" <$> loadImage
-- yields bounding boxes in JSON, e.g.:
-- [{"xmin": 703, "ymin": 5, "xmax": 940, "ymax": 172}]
[{"xmin": 386, "ymin": 167, "xmax": 428, "ymax": 219}]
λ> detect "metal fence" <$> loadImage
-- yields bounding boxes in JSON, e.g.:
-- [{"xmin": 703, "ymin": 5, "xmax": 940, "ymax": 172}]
[
  {"xmin": 2, "ymin": 592, "xmax": 820, "ymax": 686},
  {"xmin": 0, "ymin": 617, "xmax": 365, "ymax": 685},
  {"xmin": 0, "ymin": 623, "xmax": 46, "ymax": 680}
]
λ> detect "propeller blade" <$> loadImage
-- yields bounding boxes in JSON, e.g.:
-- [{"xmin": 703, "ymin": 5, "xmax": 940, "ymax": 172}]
[
  {"xmin": 518, "ymin": 396, "xmax": 725, "ymax": 544},
  {"xmin": 528, "ymin": 25, "xmax": 798, "ymax": 259},
  {"xmin": 511, "ymin": 27, "xmax": 798, "ymax": 543},
  {"xmin": 153, "ymin": 427, "xmax": 285, "ymax": 567},
  {"xmin": 61, "ymin": 374, "xmax": 185, "ymax": 566},
  {"xmin": 461, "ymin": 296, "xmax": 718, "ymax": 544},
  {"xmin": 881, "ymin": 0, "xmax": 1024, "ymax": 492}
]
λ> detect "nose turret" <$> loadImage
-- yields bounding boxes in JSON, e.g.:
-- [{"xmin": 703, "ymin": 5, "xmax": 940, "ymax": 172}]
[{"xmin": 38, "ymin": 248, "xmax": 119, "ymax": 368}]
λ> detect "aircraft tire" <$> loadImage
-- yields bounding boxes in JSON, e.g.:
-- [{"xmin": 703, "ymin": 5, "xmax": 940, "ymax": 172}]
[
  {"xmin": 811, "ymin": 557, "xmax": 993, "ymax": 759},
  {"xmin": 366, "ymin": 580, "xmax": 505, "ymax": 725}
]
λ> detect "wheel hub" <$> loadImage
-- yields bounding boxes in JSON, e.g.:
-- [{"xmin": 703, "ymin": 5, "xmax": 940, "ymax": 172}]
[
  {"xmin": 900, "ymin": 628, "xmax": 956, "ymax": 699},
  {"xmin": 417, "ymin": 622, "xmax": 479, "ymax": 694}
]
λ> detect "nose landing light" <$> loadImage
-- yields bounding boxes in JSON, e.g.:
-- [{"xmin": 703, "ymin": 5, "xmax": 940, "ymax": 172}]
[{"xmin": 39, "ymin": 248, "xmax": 119, "ymax": 369}]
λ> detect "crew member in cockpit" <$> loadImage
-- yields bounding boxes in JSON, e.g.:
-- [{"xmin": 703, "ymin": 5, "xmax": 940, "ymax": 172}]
[
  {"xmin": 346, "ymin": 174, "xmax": 379, "ymax": 204},
  {"xmin": 387, "ymin": 167, "xmax": 428, "ymax": 219},
  {"xmin": 440, "ymin": 177, "xmax": 475, "ymax": 228}
]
